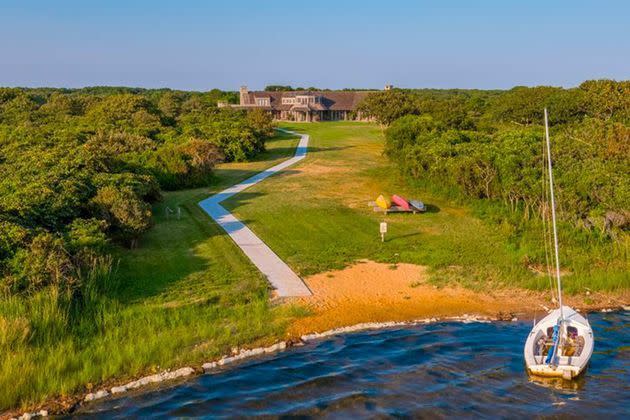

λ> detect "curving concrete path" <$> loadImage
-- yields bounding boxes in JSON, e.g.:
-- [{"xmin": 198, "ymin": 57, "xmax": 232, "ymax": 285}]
[{"xmin": 199, "ymin": 130, "xmax": 312, "ymax": 297}]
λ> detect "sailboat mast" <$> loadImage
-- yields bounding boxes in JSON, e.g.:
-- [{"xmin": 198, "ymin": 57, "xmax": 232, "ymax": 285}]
[{"xmin": 544, "ymin": 108, "xmax": 563, "ymax": 320}]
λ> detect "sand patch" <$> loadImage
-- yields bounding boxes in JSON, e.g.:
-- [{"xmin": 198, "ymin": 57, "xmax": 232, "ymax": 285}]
[{"xmin": 288, "ymin": 260, "xmax": 626, "ymax": 336}]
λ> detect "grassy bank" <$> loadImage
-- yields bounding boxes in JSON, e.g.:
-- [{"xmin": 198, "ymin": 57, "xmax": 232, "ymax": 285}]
[
  {"xmin": 0, "ymin": 132, "xmax": 301, "ymax": 411},
  {"xmin": 224, "ymin": 122, "xmax": 627, "ymax": 293}
]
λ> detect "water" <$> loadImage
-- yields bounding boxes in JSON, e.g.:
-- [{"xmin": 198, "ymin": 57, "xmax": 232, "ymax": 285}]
[{"xmin": 77, "ymin": 312, "xmax": 628, "ymax": 418}]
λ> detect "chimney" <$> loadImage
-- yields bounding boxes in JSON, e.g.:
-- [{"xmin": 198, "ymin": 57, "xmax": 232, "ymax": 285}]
[
  {"xmin": 240, "ymin": 85, "xmax": 249, "ymax": 105},
  {"xmin": 384, "ymin": 84, "xmax": 393, "ymax": 91}
]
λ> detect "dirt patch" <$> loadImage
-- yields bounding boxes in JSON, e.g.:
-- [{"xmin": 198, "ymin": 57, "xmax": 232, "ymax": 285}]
[{"xmin": 288, "ymin": 260, "xmax": 626, "ymax": 336}]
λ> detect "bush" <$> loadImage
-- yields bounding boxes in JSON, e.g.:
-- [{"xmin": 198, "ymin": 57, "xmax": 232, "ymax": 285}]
[
  {"xmin": 91, "ymin": 186, "xmax": 152, "ymax": 247},
  {"xmin": 7, "ymin": 233, "xmax": 75, "ymax": 294}
]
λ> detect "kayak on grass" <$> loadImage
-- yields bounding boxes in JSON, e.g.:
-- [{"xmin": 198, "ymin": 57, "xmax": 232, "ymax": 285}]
[
  {"xmin": 391, "ymin": 194, "xmax": 410, "ymax": 210},
  {"xmin": 409, "ymin": 199, "xmax": 426, "ymax": 212},
  {"xmin": 375, "ymin": 194, "xmax": 391, "ymax": 209}
]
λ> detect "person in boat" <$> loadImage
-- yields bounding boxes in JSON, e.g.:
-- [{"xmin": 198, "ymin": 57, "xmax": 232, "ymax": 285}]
[
  {"xmin": 536, "ymin": 324, "xmax": 584, "ymax": 360},
  {"xmin": 563, "ymin": 327, "xmax": 584, "ymax": 357},
  {"xmin": 545, "ymin": 324, "xmax": 560, "ymax": 364}
]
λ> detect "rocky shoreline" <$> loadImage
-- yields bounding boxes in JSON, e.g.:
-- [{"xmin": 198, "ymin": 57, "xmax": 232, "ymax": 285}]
[{"xmin": 5, "ymin": 306, "xmax": 627, "ymax": 420}]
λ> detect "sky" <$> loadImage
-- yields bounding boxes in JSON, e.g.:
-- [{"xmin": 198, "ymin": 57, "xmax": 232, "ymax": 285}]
[{"xmin": 1, "ymin": 0, "xmax": 628, "ymax": 91}]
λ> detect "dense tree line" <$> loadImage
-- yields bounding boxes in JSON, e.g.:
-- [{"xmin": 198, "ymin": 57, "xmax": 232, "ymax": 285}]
[
  {"xmin": 359, "ymin": 80, "xmax": 629, "ymax": 239},
  {"xmin": 264, "ymin": 85, "xmax": 322, "ymax": 92},
  {"xmin": 0, "ymin": 87, "xmax": 273, "ymax": 297}
]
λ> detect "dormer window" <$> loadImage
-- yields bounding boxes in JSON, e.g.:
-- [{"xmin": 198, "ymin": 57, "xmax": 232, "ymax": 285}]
[
  {"xmin": 296, "ymin": 95, "xmax": 316, "ymax": 105},
  {"xmin": 255, "ymin": 97, "xmax": 270, "ymax": 106}
]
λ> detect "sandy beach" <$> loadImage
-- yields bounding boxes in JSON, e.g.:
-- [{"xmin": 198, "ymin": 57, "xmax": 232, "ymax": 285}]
[{"xmin": 289, "ymin": 260, "xmax": 628, "ymax": 336}]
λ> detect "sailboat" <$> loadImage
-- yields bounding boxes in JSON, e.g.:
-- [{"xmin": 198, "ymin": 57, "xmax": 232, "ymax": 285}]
[{"xmin": 523, "ymin": 109, "xmax": 594, "ymax": 380}]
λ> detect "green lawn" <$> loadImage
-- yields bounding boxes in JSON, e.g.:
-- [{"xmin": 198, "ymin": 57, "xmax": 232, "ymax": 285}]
[
  {"xmin": 223, "ymin": 122, "xmax": 532, "ymax": 290},
  {"xmin": 0, "ymin": 132, "xmax": 303, "ymax": 411}
]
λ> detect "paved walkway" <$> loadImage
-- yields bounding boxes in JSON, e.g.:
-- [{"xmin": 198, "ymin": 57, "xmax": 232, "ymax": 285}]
[{"xmin": 199, "ymin": 130, "xmax": 312, "ymax": 297}]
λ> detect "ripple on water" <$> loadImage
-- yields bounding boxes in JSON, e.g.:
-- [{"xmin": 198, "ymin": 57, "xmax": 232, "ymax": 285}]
[{"xmin": 75, "ymin": 312, "xmax": 629, "ymax": 418}]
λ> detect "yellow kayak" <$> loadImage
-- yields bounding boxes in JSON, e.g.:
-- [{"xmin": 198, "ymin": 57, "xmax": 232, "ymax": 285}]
[{"xmin": 375, "ymin": 194, "xmax": 391, "ymax": 210}]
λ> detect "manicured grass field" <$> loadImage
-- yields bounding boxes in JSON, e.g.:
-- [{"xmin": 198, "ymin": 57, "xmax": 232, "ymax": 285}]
[
  {"xmin": 0, "ymin": 132, "xmax": 303, "ymax": 411},
  {"xmin": 223, "ymin": 122, "xmax": 533, "ymax": 290}
]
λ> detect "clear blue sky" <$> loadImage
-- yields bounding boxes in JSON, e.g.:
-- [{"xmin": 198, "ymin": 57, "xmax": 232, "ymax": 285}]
[{"xmin": 1, "ymin": 0, "xmax": 628, "ymax": 90}]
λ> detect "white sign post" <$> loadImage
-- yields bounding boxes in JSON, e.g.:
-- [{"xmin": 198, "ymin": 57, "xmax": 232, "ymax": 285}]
[{"xmin": 380, "ymin": 222, "xmax": 388, "ymax": 242}]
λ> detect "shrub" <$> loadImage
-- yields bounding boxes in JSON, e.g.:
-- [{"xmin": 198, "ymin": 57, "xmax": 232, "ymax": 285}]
[{"xmin": 91, "ymin": 186, "xmax": 152, "ymax": 247}]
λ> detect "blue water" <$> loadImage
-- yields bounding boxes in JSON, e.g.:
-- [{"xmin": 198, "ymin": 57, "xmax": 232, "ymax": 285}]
[{"xmin": 77, "ymin": 312, "xmax": 628, "ymax": 418}]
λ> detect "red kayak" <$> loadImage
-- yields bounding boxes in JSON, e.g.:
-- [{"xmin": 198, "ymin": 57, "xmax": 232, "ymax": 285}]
[{"xmin": 391, "ymin": 194, "xmax": 410, "ymax": 210}]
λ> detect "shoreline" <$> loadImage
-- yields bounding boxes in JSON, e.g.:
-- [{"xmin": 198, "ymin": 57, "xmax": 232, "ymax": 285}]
[
  {"xmin": 286, "ymin": 260, "xmax": 628, "ymax": 338},
  {"xmin": 5, "ymin": 299, "xmax": 627, "ymax": 419}
]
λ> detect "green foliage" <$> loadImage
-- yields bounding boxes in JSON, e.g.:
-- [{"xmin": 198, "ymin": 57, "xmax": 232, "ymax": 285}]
[
  {"xmin": 91, "ymin": 186, "xmax": 152, "ymax": 247},
  {"xmin": 356, "ymin": 89, "xmax": 420, "ymax": 125},
  {"xmin": 264, "ymin": 85, "xmax": 322, "ymax": 91},
  {"xmin": 359, "ymin": 81, "xmax": 628, "ymax": 130},
  {"xmin": 7, "ymin": 233, "xmax": 75, "ymax": 294},
  {"xmin": 65, "ymin": 218, "xmax": 108, "ymax": 255},
  {"xmin": 92, "ymin": 172, "xmax": 161, "ymax": 201},
  {"xmin": 179, "ymin": 107, "xmax": 271, "ymax": 161},
  {"xmin": 142, "ymin": 139, "xmax": 223, "ymax": 190},
  {"xmin": 579, "ymin": 79, "xmax": 630, "ymax": 121},
  {"xmin": 0, "ymin": 86, "xmax": 273, "ymax": 298},
  {"xmin": 378, "ymin": 80, "xmax": 628, "ymax": 286},
  {"xmin": 382, "ymin": 114, "xmax": 442, "ymax": 158},
  {"xmin": 85, "ymin": 94, "xmax": 162, "ymax": 136},
  {"xmin": 264, "ymin": 85, "xmax": 294, "ymax": 91},
  {"xmin": 247, "ymin": 108, "xmax": 275, "ymax": 138},
  {"xmin": 487, "ymin": 86, "xmax": 586, "ymax": 125},
  {"xmin": 385, "ymin": 111, "xmax": 628, "ymax": 233},
  {"xmin": 0, "ymin": 221, "xmax": 29, "ymax": 268}
]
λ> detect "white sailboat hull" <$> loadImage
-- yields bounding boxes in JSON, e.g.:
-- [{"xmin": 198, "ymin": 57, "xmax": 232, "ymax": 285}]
[{"xmin": 524, "ymin": 306, "xmax": 594, "ymax": 379}]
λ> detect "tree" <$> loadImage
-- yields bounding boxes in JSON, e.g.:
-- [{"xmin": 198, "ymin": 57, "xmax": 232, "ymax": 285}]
[
  {"xmin": 65, "ymin": 218, "xmax": 108, "ymax": 255},
  {"xmin": 7, "ymin": 233, "xmax": 75, "ymax": 293},
  {"xmin": 179, "ymin": 138, "xmax": 223, "ymax": 172},
  {"xmin": 247, "ymin": 108, "xmax": 275, "ymax": 138},
  {"xmin": 157, "ymin": 91, "xmax": 183, "ymax": 120},
  {"xmin": 0, "ymin": 221, "xmax": 29, "ymax": 270},
  {"xmin": 356, "ymin": 90, "xmax": 420, "ymax": 126},
  {"xmin": 91, "ymin": 186, "xmax": 151, "ymax": 248},
  {"xmin": 579, "ymin": 79, "xmax": 630, "ymax": 121},
  {"xmin": 86, "ymin": 94, "xmax": 162, "ymax": 137},
  {"xmin": 264, "ymin": 85, "xmax": 294, "ymax": 91},
  {"xmin": 384, "ymin": 114, "xmax": 441, "ymax": 159},
  {"xmin": 84, "ymin": 131, "xmax": 155, "ymax": 156}
]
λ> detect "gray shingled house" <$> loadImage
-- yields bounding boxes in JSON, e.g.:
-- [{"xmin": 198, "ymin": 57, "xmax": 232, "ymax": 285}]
[{"xmin": 218, "ymin": 86, "xmax": 387, "ymax": 122}]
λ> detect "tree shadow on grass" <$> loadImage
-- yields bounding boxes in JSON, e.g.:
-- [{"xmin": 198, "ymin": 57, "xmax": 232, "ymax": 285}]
[
  {"xmin": 389, "ymin": 231, "xmax": 422, "ymax": 242},
  {"xmin": 211, "ymin": 168, "xmax": 302, "ymax": 191},
  {"xmin": 424, "ymin": 204, "xmax": 441, "ymax": 213},
  {"xmin": 114, "ymin": 194, "xmax": 267, "ymax": 304},
  {"xmin": 248, "ymin": 145, "xmax": 354, "ymax": 162},
  {"xmin": 221, "ymin": 191, "xmax": 266, "ymax": 212}
]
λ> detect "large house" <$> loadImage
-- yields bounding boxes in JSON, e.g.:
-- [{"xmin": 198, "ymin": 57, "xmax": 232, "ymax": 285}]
[{"xmin": 218, "ymin": 85, "xmax": 390, "ymax": 122}]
